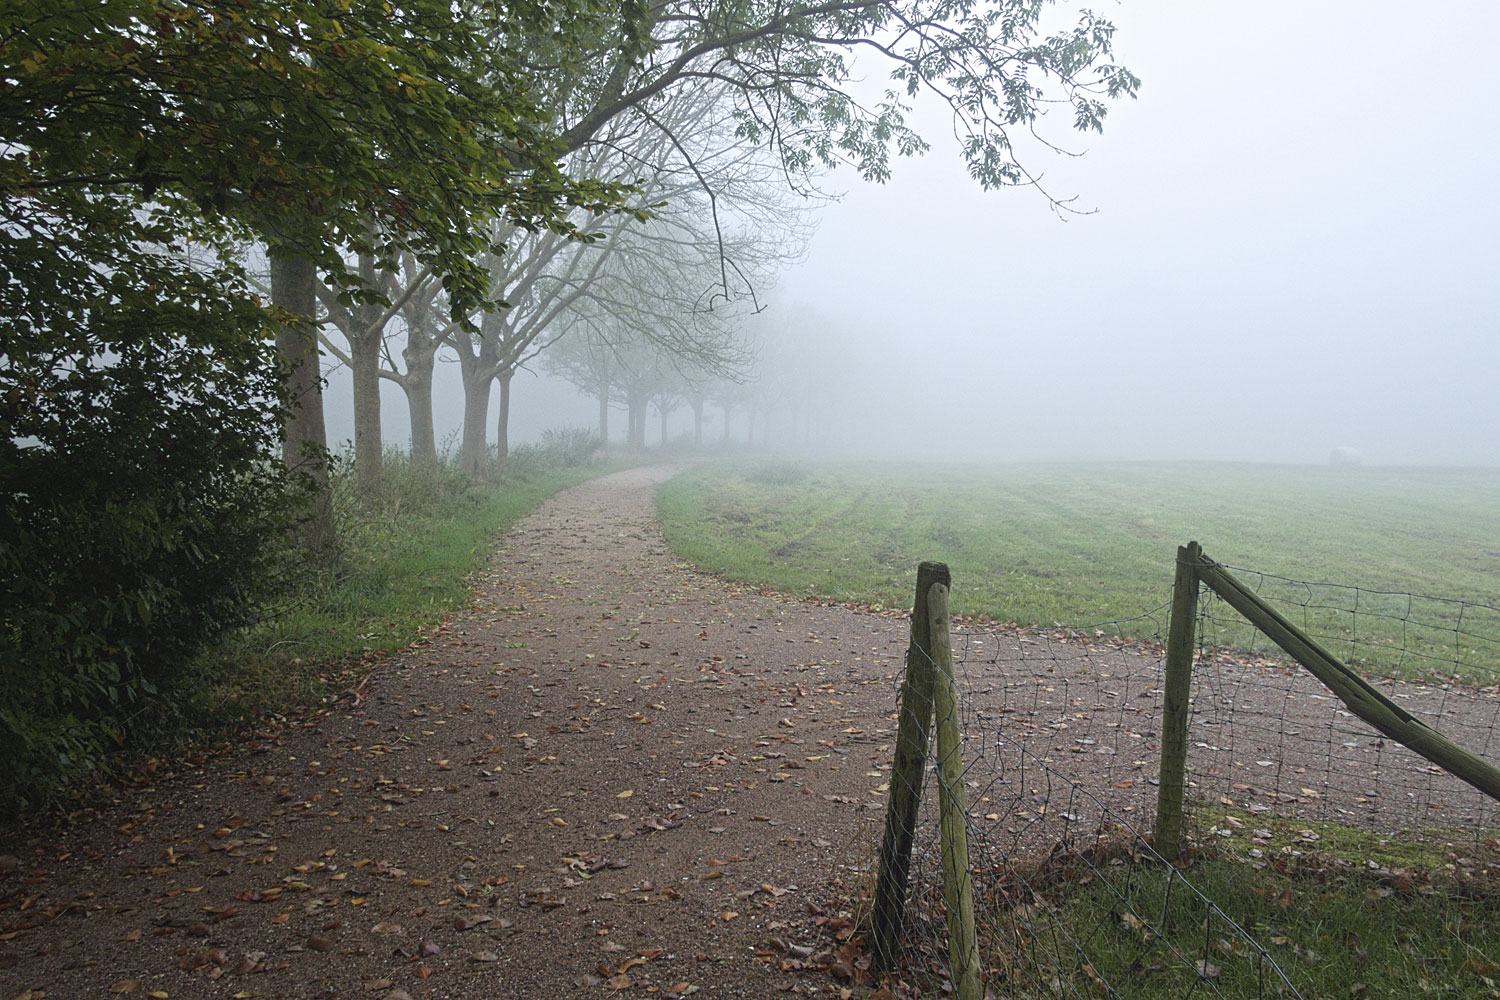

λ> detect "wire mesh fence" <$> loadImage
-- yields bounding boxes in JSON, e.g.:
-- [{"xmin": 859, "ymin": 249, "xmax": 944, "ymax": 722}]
[
  {"xmin": 1185, "ymin": 564, "xmax": 1500, "ymax": 841},
  {"xmin": 867, "ymin": 556, "xmax": 1500, "ymax": 998},
  {"xmin": 872, "ymin": 602, "xmax": 1304, "ymax": 999}
]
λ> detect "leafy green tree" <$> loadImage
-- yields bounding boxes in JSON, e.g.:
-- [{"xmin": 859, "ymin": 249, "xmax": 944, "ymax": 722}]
[
  {"xmin": 4, "ymin": 0, "xmax": 645, "ymax": 507},
  {"xmin": 308, "ymin": 0, "xmax": 1137, "ymax": 485},
  {"xmin": 0, "ymin": 0, "xmax": 642, "ymax": 807},
  {"xmin": 554, "ymin": 0, "xmax": 1139, "ymax": 196}
]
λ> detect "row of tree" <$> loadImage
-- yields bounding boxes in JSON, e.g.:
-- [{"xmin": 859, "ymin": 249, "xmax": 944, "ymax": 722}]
[
  {"xmin": 0, "ymin": 0, "xmax": 1136, "ymax": 807},
  {"xmin": 305, "ymin": 79, "xmax": 810, "ymax": 482}
]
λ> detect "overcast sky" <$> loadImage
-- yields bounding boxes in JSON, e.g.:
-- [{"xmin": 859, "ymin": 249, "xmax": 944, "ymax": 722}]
[{"xmin": 328, "ymin": 0, "xmax": 1500, "ymax": 466}]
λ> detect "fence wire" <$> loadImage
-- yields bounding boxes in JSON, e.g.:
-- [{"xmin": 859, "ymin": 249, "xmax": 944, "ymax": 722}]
[
  {"xmin": 874, "ymin": 612, "xmax": 1305, "ymax": 999},
  {"xmin": 871, "ymin": 561, "xmax": 1500, "ymax": 998},
  {"xmin": 1187, "ymin": 565, "xmax": 1500, "ymax": 840}
]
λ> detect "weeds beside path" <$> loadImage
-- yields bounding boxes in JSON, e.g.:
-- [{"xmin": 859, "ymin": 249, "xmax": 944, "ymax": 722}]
[{"xmin": 0, "ymin": 464, "xmax": 915, "ymax": 999}]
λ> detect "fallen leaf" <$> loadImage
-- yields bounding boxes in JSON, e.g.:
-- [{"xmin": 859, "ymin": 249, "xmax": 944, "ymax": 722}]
[{"xmin": 452, "ymin": 914, "xmax": 492, "ymax": 931}]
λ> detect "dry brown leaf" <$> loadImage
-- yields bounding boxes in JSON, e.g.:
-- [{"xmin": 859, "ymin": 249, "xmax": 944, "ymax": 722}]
[{"xmin": 305, "ymin": 934, "xmax": 337, "ymax": 953}]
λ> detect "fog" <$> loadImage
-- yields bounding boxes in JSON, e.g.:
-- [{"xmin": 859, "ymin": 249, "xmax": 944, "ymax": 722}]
[{"xmin": 328, "ymin": 0, "xmax": 1500, "ymax": 467}]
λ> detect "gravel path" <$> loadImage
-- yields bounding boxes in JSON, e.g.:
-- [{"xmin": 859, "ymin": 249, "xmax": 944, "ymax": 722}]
[{"xmin": 0, "ymin": 465, "xmax": 916, "ymax": 1000}]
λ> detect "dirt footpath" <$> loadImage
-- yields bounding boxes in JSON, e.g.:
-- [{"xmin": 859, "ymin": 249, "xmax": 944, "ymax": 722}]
[{"xmin": 0, "ymin": 464, "xmax": 919, "ymax": 1000}]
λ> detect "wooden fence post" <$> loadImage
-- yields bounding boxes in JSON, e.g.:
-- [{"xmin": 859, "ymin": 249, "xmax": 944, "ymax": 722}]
[
  {"xmin": 1153, "ymin": 541, "xmax": 1201, "ymax": 859},
  {"xmin": 872, "ymin": 561, "xmax": 950, "ymax": 973},
  {"xmin": 928, "ymin": 581, "xmax": 982, "ymax": 1000}
]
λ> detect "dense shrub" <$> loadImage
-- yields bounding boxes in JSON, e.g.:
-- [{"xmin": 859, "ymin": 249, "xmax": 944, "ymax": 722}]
[
  {"xmin": 0, "ymin": 335, "xmax": 290, "ymax": 812},
  {"xmin": 491, "ymin": 426, "xmax": 602, "ymax": 482},
  {"xmin": 537, "ymin": 426, "xmax": 602, "ymax": 466}
]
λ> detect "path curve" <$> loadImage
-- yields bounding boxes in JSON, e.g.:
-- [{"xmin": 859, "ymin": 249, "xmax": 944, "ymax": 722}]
[
  {"xmin": 0, "ymin": 464, "xmax": 914, "ymax": 1000},
  {"xmin": 9, "ymin": 464, "xmax": 1499, "ymax": 1000}
]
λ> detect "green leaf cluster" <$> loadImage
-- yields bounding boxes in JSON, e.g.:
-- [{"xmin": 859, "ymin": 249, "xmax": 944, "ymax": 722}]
[
  {"xmin": 1, "ymin": 0, "xmax": 648, "ymax": 811},
  {"xmin": 0, "ymin": 331, "xmax": 295, "ymax": 813}
]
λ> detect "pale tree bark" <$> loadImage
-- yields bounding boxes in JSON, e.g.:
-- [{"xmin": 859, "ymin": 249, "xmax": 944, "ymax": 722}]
[
  {"xmin": 381, "ymin": 260, "xmax": 441, "ymax": 466},
  {"xmin": 348, "ymin": 256, "xmax": 385, "ymax": 494},
  {"xmin": 271, "ymin": 252, "xmax": 333, "ymax": 551},
  {"xmin": 598, "ymin": 377, "xmax": 609, "ymax": 444},
  {"xmin": 455, "ymin": 310, "xmax": 502, "ymax": 475},
  {"xmin": 457, "ymin": 375, "xmax": 492, "ymax": 474},
  {"xmin": 496, "ymin": 371, "xmax": 512, "ymax": 461},
  {"xmin": 403, "ymin": 339, "xmax": 438, "ymax": 464}
]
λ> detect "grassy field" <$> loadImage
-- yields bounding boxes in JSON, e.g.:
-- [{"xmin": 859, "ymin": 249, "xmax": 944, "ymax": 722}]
[{"xmin": 657, "ymin": 460, "xmax": 1500, "ymax": 680}]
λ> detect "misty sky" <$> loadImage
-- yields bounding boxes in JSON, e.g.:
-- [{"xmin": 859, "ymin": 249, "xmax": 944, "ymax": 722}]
[{"xmin": 327, "ymin": 0, "xmax": 1500, "ymax": 466}]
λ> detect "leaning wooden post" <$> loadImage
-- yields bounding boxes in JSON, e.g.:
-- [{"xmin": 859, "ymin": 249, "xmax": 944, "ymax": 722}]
[
  {"xmin": 1195, "ymin": 555, "xmax": 1500, "ymax": 805},
  {"xmin": 928, "ymin": 581, "xmax": 982, "ymax": 1000},
  {"xmin": 1153, "ymin": 541, "xmax": 1202, "ymax": 859},
  {"xmin": 872, "ymin": 561, "xmax": 950, "ymax": 973}
]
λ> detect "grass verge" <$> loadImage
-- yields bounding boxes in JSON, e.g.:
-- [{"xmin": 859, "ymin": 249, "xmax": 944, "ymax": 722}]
[
  {"xmin": 657, "ymin": 460, "xmax": 1500, "ymax": 681},
  {"xmin": 1026, "ymin": 811, "xmax": 1500, "ymax": 999},
  {"xmin": 194, "ymin": 453, "xmax": 616, "ymax": 730}
]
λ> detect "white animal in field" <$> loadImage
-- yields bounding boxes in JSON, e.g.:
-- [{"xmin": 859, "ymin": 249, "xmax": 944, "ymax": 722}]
[{"xmin": 1328, "ymin": 446, "xmax": 1362, "ymax": 467}]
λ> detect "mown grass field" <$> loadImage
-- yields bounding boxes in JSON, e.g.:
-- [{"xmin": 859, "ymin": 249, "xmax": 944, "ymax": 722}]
[{"xmin": 657, "ymin": 461, "xmax": 1500, "ymax": 680}]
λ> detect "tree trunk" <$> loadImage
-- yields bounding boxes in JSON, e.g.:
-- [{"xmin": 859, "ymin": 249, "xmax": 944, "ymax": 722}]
[
  {"xmin": 458, "ymin": 374, "xmax": 493, "ymax": 475},
  {"xmin": 659, "ymin": 401, "xmax": 669, "ymax": 447},
  {"xmin": 273, "ymin": 253, "xmax": 326, "ymax": 473},
  {"xmin": 402, "ymin": 338, "xmax": 437, "ymax": 465},
  {"xmin": 350, "ymin": 319, "xmax": 383, "ymax": 494},
  {"xmin": 722, "ymin": 401, "xmax": 732, "ymax": 444},
  {"xmin": 496, "ymin": 371, "xmax": 512, "ymax": 461},
  {"xmin": 598, "ymin": 378, "xmax": 609, "ymax": 444},
  {"xmin": 272, "ymin": 252, "xmax": 333, "ymax": 552},
  {"xmin": 623, "ymin": 396, "xmax": 643, "ymax": 449},
  {"xmin": 692, "ymin": 398, "xmax": 704, "ymax": 446}
]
